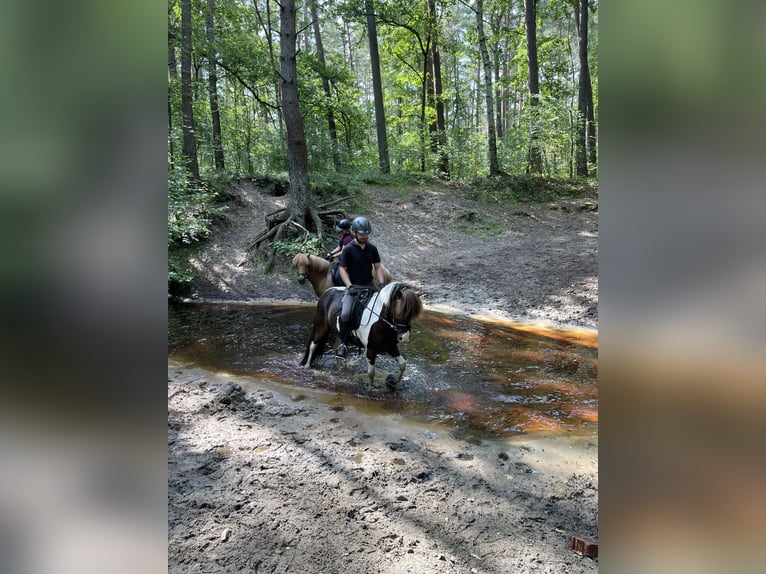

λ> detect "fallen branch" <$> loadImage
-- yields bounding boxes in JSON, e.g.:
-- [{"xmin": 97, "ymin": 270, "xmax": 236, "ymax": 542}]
[
  {"xmin": 247, "ymin": 224, "xmax": 280, "ymax": 252},
  {"xmin": 318, "ymin": 209, "xmax": 346, "ymax": 218},
  {"xmin": 317, "ymin": 197, "xmax": 349, "ymax": 210}
]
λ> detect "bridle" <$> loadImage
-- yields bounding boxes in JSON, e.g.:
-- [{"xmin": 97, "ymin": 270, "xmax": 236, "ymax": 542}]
[
  {"xmin": 363, "ymin": 287, "xmax": 413, "ymax": 337},
  {"xmin": 296, "ymin": 254, "xmax": 312, "ymax": 282}
]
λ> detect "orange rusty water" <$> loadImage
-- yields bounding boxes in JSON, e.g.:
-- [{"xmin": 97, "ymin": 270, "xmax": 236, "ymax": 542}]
[{"xmin": 168, "ymin": 302, "xmax": 598, "ymax": 441}]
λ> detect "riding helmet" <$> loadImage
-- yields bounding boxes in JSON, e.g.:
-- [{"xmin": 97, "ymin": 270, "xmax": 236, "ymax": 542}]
[
  {"xmin": 351, "ymin": 216, "xmax": 372, "ymax": 235},
  {"xmin": 335, "ymin": 218, "xmax": 351, "ymax": 232}
]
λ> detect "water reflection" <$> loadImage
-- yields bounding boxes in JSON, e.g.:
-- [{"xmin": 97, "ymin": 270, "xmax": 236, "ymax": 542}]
[{"xmin": 168, "ymin": 301, "xmax": 597, "ymax": 441}]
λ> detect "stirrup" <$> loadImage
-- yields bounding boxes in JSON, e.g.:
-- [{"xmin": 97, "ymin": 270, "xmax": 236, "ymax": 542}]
[{"xmin": 335, "ymin": 344, "xmax": 347, "ymax": 358}]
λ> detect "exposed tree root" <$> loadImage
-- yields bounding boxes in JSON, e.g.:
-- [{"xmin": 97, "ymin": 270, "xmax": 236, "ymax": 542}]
[{"xmin": 248, "ymin": 196, "xmax": 351, "ymax": 272}]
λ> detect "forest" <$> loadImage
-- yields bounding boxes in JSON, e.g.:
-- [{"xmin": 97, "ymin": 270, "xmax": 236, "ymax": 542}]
[{"xmin": 168, "ymin": 0, "xmax": 597, "ymax": 281}]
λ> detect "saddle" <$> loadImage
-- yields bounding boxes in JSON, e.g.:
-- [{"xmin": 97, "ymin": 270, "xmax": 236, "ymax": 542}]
[{"xmin": 347, "ymin": 287, "xmax": 375, "ymax": 331}]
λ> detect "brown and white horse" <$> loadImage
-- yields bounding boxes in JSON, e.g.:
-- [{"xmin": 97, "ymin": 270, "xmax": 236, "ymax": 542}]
[
  {"xmin": 291, "ymin": 253, "xmax": 393, "ymax": 297},
  {"xmin": 299, "ymin": 282, "xmax": 422, "ymax": 386}
]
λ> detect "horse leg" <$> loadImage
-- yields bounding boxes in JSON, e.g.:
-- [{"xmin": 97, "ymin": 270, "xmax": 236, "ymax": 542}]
[
  {"xmin": 300, "ymin": 322, "xmax": 330, "ymax": 368},
  {"xmin": 394, "ymin": 354, "xmax": 407, "ymax": 383},
  {"xmin": 302, "ymin": 340, "xmax": 321, "ymax": 368},
  {"xmin": 299, "ymin": 325, "xmax": 317, "ymax": 367},
  {"xmin": 365, "ymin": 356, "xmax": 377, "ymax": 385}
]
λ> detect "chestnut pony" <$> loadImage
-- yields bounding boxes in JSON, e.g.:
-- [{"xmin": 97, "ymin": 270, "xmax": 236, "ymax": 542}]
[
  {"xmin": 299, "ymin": 282, "xmax": 422, "ymax": 387},
  {"xmin": 291, "ymin": 253, "xmax": 393, "ymax": 297}
]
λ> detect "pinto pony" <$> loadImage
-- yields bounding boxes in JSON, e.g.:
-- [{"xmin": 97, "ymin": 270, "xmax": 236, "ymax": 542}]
[
  {"xmin": 299, "ymin": 282, "xmax": 423, "ymax": 386},
  {"xmin": 291, "ymin": 253, "xmax": 393, "ymax": 297}
]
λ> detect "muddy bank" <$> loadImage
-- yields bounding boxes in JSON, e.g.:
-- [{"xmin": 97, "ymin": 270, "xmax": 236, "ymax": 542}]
[{"xmin": 168, "ymin": 362, "xmax": 598, "ymax": 573}]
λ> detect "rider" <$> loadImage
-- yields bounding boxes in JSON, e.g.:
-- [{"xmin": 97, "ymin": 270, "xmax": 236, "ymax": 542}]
[
  {"xmin": 325, "ymin": 218, "xmax": 353, "ymax": 261},
  {"xmin": 335, "ymin": 216, "xmax": 387, "ymax": 358}
]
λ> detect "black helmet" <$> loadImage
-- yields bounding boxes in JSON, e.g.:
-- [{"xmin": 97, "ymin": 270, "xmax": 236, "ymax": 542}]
[
  {"xmin": 351, "ymin": 216, "xmax": 371, "ymax": 235},
  {"xmin": 335, "ymin": 219, "xmax": 351, "ymax": 232}
]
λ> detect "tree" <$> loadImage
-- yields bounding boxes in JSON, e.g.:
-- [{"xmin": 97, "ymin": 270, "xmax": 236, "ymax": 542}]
[
  {"xmin": 428, "ymin": 0, "xmax": 449, "ymax": 179},
  {"xmin": 277, "ymin": 0, "xmax": 317, "ymax": 230},
  {"xmin": 309, "ymin": 0, "xmax": 341, "ymax": 171},
  {"xmin": 251, "ymin": 0, "xmax": 346, "ymax": 270},
  {"xmin": 476, "ymin": 0, "xmax": 500, "ymax": 176},
  {"xmin": 205, "ymin": 0, "xmax": 225, "ymax": 171},
  {"xmin": 168, "ymin": 27, "xmax": 178, "ymax": 162},
  {"xmin": 365, "ymin": 0, "xmax": 391, "ymax": 173},
  {"xmin": 166, "ymin": 0, "xmax": 597, "ymax": 183},
  {"xmin": 524, "ymin": 0, "xmax": 543, "ymax": 174},
  {"xmin": 180, "ymin": 0, "xmax": 200, "ymax": 179},
  {"xmin": 574, "ymin": 0, "xmax": 596, "ymax": 176}
]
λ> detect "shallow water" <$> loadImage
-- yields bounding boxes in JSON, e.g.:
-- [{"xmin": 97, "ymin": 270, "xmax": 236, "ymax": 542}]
[{"xmin": 168, "ymin": 301, "xmax": 597, "ymax": 442}]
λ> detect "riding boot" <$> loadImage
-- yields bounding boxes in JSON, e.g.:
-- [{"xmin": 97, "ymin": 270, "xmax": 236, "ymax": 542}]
[{"xmin": 335, "ymin": 319, "xmax": 350, "ymax": 358}]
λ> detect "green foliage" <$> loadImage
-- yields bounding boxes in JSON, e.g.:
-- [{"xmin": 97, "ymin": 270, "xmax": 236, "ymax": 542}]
[
  {"xmin": 168, "ymin": 165, "xmax": 227, "ymax": 247},
  {"xmin": 168, "ymin": 257, "xmax": 195, "ymax": 288},
  {"xmin": 467, "ymin": 175, "xmax": 595, "ymax": 204},
  {"xmin": 310, "ymin": 172, "xmax": 357, "ymax": 199},
  {"xmin": 168, "ymin": 0, "xmax": 598, "ymax": 208},
  {"xmin": 358, "ymin": 171, "xmax": 426, "ymax": 187},
  {"xmin": 273, "ymin": 234, "xmax": 325, "ymax": 259}
]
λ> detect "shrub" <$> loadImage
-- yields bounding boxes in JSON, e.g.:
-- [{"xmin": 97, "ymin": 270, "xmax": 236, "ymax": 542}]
[
  {"xmin": 168, "ymin": 164, "xmax": 228, "ymax": 288},
  {"xmin": 168, "ymin": 165, "xmax": 227, "ymax": 247}
]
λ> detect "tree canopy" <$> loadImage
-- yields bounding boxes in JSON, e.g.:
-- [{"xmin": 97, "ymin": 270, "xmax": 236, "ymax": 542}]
[{"xmin": 168, "ymin": 0, "xmax": 598, "ymax": 181}]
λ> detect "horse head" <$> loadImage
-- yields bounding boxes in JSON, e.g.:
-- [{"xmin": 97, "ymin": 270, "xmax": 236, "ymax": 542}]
[
  {"xmin": 381, "ymin": 283, "xmax": 423, "ymax": 343},
  {"xmin": 291, "ymin": 253, "xmax": 311, "ymax": 285}
]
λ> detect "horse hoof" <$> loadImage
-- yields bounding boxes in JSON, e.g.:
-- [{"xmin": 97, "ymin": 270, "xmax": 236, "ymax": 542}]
[{"xmin": 385, "ymin": 374, "xmax": 398, "ymax": 389}]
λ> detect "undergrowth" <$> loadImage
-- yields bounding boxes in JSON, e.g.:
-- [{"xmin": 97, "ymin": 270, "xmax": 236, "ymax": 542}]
[
  {"xmin": 467, "ymin": 174, "xmax": 596, "ymax": 204},
  {"xmin": 168, "ymin": 165, "xmax": 228, "ymax": 290}
]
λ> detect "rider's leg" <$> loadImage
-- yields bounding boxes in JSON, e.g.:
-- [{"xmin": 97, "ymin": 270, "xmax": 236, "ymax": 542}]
[{"xmin": 336, "ymin": 289, "xmax": 354, "ymax": 357}]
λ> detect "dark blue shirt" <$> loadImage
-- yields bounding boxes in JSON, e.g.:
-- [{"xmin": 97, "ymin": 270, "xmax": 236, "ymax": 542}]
[{"xmin": 339, "ymin": 241, "xmax": 381, "ymax": 286}]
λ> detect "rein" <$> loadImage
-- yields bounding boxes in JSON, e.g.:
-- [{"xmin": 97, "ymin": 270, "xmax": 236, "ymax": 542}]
[{"xmin": 361, "ymin": 288, "xmax": 411, "ymax": 332}]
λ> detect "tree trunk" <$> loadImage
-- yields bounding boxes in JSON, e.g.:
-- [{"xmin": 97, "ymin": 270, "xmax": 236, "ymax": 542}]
[
  {"xmin": 490, "ymin": 11, "xmax": 503, "ymax": 141},
  {"xmin": 429, "ymin": 0, "xmax": 449, "ymax": 179},
  {"xmin": 476, "ymin": 0, "xmax": 500, "ymax": 176},
  {"xmin": 168, "ymin": 36, "xmax": 178, "ymax": 162},
  {"xmin": 309, "ymin": 0, "xmax": 341, "ymax": 171},
  {"xmin": 205, "ymin": 0, "xmax": 225, "ymax": 171},
  {"xmin": 365, "ymin": 0, "xmax": 390, "ymax": 174},
  {"xmin": 256, "ymin": 0, "xmax": 284, "ymax": 136},
  {"xmin": 575, "ymin": 0, "xmax": 597, "ymax": 173},
  {"xmin": 493, "ymin": 46, "xmax": 503, "ymax": 141},
  {"xmin": 524, "ymin": 0, "xmax": 543, "ymax": 174},
  {"xmin": 180, "ymin": 0, "xmax": 199, "ymax": 180},
  {"xmin": 279, "ymin": 0, "xmax": 312, "ymax": 225},
  {"xmin": 423, "ymin": 42, "xmax": 432, "ymax": 173}
]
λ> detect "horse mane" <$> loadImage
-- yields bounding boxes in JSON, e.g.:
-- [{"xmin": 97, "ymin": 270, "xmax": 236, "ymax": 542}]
[
  {"xmin": 384, "ymin": 283, "xmax": 423, "ymax": 322},
  {"xmin": 291, "ymin": 252, "xmax": 330, "ymax": 272}
]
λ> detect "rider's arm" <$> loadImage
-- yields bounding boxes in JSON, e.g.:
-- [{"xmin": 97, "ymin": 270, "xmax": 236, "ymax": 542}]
[
  {"xmin": 373, "ymin": 262, "xmax": 385, "ymax": 285},
  {"xmin": 339, "ymin": 265, "xmax": 352, "ymax": 288}
]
